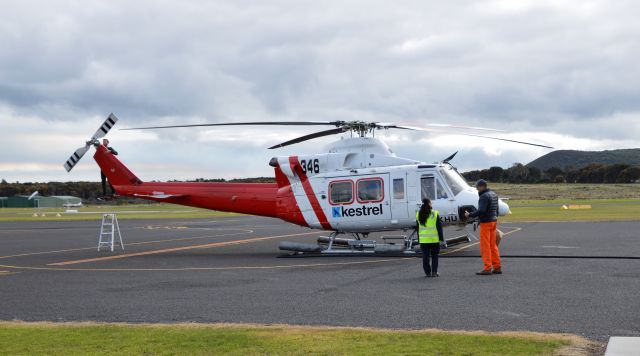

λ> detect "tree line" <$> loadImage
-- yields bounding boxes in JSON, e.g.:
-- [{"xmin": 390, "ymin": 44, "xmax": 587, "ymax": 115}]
[
  {"xmin": 0, "ymin": 177, "xmax": 276, "ymax": 201},
  {"xmin": 462, "ymin": 163, "xmax": 640, "ymax": 184}
]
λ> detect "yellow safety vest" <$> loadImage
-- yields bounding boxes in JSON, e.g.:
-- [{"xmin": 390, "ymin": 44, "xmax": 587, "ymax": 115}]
[{"xmin": 417, "ymin": 210, "xmax": 440, "ymax": 244}]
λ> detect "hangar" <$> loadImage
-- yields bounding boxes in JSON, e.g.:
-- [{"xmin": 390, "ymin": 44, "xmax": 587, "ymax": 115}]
[{"xmin": 0, "ymin": 195, "xmax": 82, "ymax": 208}]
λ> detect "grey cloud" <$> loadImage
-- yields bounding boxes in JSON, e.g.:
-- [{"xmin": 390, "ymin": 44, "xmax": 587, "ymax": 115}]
[{"xmin": 1, "ymin": 0, "xmax": 639, "ymax": 182}]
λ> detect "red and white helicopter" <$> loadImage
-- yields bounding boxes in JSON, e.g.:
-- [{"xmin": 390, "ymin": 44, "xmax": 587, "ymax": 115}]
[{"xmin": 64, "ymin": 114, "xmax": 552, "ymax": 256}]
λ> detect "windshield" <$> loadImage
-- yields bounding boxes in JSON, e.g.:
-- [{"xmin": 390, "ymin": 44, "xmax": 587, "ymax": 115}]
[{"xmin": 440, "ymin": 166, "xmax": 470, "ymax": 196}]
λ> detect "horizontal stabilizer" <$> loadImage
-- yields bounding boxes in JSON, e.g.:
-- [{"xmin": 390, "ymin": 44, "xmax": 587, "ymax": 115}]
[{"xmin": 133, "ymin": 193, "xmax": 188, "ymax": 199}]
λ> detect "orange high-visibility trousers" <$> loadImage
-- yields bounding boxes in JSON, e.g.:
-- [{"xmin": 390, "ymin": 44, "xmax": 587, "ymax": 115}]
[{"xmin": 479, "ymin": 221, "xmax": 501, "ymax": 271}]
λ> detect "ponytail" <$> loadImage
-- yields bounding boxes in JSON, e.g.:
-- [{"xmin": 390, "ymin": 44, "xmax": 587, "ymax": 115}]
[{"xmin": 418, "ymin": 198, "xmax": 432, "ymax": 225}]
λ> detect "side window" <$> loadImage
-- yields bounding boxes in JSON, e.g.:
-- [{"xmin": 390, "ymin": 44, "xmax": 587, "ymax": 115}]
[
  {"xmin": 436, "ymin": 178, "xmax": 449, "ymax": 200},
  {"xmin": 329, "ymin": 181, "xmax": 353, "ymax": 205},
  {"xmin": 357, "ymin": 178, "xmax": 383, "ymax": 203},
  {"xmin": 421, "ymin": 176, "xmax": 435, "ymax": 201},
  {"xmin": 393, "ymin": 178, "xmax": 405, "ymax": 200}
]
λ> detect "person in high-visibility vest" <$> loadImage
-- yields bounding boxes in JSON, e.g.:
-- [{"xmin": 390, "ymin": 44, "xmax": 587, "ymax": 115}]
[{"xmin": 416, "ymin": 198, "xmax": 444, "ymax": 277}]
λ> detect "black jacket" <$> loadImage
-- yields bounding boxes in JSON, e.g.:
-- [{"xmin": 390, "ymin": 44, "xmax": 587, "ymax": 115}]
[{"xmin": 468, "ymin": 189, "xmax": 499, "ymax": 223}]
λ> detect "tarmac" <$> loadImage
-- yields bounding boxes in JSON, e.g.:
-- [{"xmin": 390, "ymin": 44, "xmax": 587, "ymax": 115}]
[{"xmin": 0, "ymin": 216, "xmax": 639, "ymax": 341}]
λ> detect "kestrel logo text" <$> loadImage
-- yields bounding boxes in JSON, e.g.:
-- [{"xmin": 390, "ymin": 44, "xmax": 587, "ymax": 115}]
[{"xmin": 332, "ymin": 204, "xmax": 383, "ymax": 218}]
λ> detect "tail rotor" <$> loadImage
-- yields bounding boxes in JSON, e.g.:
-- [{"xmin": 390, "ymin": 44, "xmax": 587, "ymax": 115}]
[{"xmin": 63, "ymin": 113, "xmax": 119, "ymax": 172}]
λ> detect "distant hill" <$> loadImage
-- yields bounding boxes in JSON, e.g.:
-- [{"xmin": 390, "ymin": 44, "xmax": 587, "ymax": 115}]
[{"xmin": 527, "ymin": 148, "xmax": 640, "ymax": 171}]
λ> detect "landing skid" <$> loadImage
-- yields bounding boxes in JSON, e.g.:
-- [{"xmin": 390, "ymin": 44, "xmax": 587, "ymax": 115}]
[{"xmin": 278, "ymin": 227, "xmax": 475, "ymax": 257}]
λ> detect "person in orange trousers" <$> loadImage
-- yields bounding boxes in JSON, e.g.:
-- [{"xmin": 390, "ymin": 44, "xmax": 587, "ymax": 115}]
[{"xmin": 465, "ymin": 179, "xmax": 502, "ymax": 275}]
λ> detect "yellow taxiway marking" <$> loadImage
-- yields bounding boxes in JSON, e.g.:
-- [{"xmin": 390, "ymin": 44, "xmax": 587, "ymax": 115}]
[
  {"xmin": 48, "ymin": 231, "xmax": 320, "ymax": 266},
  {"xmin": 0, "ymin": 229, "xmax": 252, "ymax": 260},
  {"xmin": 1, "ymin": 258, "xmax": 406, "ymax": 272}
]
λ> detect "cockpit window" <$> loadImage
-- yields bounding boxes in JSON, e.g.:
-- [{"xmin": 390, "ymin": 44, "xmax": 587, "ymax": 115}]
[{"xmin": 441, "ymin": 166, "xmax": 469, "ymax": 196}]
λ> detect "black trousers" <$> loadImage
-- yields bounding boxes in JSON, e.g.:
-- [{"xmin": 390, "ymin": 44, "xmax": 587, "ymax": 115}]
[
  {"xmin": 420, "ymin": 243, "xmax": 440, "ymax": 275},
  {"xmin": 101, "ymin": 172, "xmax": 114, "ymax": 196}
]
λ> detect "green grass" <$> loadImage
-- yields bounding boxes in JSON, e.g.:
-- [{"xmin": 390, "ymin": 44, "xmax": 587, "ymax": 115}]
[
  {"xmin": 481, "ymin": 183, "xmax": 640, "ymax": 222},
  {"xmin": 0, "ymin": 323, "xmax": 577, "ymax": 356},
  {"xmin": 0, "ymin": 204, "xmax": 240, "ymax": 222},
  {"xmin": 491, "ymin": 183, "xmax": 640, "ymax": 200},
  {"xmin": 502, "ymin": 199, "xmax": 640, "ymax": 222}
]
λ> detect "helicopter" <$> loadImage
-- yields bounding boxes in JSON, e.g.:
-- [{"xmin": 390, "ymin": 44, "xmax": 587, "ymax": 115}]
[{"xmin": 64, "ymin": 114, "xmax": 552, "ymax": 256}]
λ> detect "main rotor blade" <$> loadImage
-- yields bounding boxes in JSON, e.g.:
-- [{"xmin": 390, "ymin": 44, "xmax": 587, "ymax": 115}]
[
  {"xmin": 268, "ymin": 127, "xmax": 347, "ymax": 149},
  {"xmin": 377, "ymin": 122, "xmax": 503, "ymax": 132},
  {"xmin": 91, "ymin": 113, "xmax": 119, "ymax": 140},
  {"xmin": 122, "ymin": 121, "xmax": 342, "ymax": 130},
  {"xmin": 423, "ymin": 123, "xmax": 504, "ymax": 132},
  {"xmin": 396, "ymin": 125, "xmax": 554, "ymax": 149}
]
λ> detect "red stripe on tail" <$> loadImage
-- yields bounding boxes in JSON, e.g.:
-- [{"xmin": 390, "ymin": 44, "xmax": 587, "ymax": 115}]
[{"xmin": 289, "ymin": 156, "xmax": 332, "ymax": 230}]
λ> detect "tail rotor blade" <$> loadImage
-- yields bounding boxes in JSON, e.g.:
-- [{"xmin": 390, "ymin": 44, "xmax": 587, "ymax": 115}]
[
  {"xmin": 91, "ymin": 113, "xmax": 119, "ymax": 140},
  {"xmin": 63, "ymin": 145, "xmax": 90, "ymax": 172}
]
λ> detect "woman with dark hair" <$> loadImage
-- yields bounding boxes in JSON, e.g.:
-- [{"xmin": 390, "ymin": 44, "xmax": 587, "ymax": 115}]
[{"xmin": 416, "ymin": 198, "xmax": 444, "ymax": 277}]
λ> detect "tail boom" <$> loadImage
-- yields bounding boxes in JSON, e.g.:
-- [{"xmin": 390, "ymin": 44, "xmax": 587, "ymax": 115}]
[
  {"xmin": 93, "ymin": 145, "xmax": 281, "ymax": 219},
  {"xmin": 116, "ymin": 181, "xmax": 279, "ymax": 217}
]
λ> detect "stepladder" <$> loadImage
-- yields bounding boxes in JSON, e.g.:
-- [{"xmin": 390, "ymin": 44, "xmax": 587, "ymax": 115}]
[{"xmin": 98, "ymin": 213, "xmax": 124, "ymax": 252}]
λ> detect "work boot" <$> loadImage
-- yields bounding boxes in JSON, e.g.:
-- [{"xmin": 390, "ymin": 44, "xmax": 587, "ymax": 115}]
[
  {"xmin": 476, "ymin": 269, "xmax": 492, "ymax": 275},
  {"xmin": 431, "ymin": 272, "xmax": 439, "ymax": 278},
  {"xmin": 492, "ymin": 268, "xmax": 502, "ymax": 274}
]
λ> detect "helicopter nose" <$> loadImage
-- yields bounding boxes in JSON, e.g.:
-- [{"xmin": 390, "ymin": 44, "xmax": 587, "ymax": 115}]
[{"xmin": 498, "ymin": 199, "xmax": 511, "ymax": 216}]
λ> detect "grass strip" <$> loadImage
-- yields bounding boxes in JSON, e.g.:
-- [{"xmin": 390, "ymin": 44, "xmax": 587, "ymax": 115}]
[
  {"xmin": 502, "ymin": 199, "xmax": 640, "ymax": 222},
  {"xmin": 0, "ymin": 322, "xmax": 592, "ymax": 356}
]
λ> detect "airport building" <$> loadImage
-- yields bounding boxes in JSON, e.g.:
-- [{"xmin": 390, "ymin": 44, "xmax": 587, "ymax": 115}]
[{"xmin": 0, "ymin": 195, "xmax": 82, "ymax": 208}]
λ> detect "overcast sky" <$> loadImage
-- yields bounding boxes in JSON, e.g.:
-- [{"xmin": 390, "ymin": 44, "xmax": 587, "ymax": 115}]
[{"xmin": 1, "ymin": 0, "xmax": 639, "ymax": 182}]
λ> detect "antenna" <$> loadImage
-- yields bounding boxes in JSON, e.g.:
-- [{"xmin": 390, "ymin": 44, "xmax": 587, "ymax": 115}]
[{"xmin": 442, "ymin": 152, "xmax": 458, "ymax": 164}]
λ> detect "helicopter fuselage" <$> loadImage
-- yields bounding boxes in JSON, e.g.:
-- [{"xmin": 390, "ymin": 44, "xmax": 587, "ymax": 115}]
[{"xmin": 96, "ymin": 136, "xmax": 510, "ymax": 234}]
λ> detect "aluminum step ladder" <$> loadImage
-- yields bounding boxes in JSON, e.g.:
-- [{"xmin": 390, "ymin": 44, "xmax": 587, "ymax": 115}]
[{"xmin": 98, "ymin": 213, "xmax": 124, "ymax": 252}]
